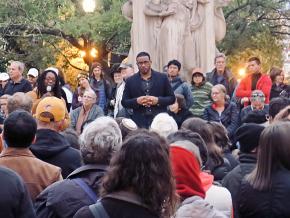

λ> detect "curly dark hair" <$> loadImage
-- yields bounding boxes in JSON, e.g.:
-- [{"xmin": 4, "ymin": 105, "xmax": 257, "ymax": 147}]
[
  {"xmin": 36, "ymin": 70, "xmax": 62, "ymax": 98},
  {"xmin": 100, "ymin": 130, "xmax": 176, "ymax": 217}
]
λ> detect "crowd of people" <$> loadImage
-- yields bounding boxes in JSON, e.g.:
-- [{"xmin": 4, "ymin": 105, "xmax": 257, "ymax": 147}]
[{"xmin": 0, "ymin": 51, "xmax": 290, "ymax": 218}]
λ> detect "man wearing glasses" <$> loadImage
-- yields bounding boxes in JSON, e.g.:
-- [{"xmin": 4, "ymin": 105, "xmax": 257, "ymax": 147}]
[
  {"xmin": 240, "ymin": 90, "xmax": 269, "ymax": 124},
  {"xmin": 122, "ymin": 51, "xmax": 175, "ymax": 128}
]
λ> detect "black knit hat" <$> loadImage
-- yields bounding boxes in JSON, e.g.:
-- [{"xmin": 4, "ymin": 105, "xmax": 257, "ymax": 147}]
[
  {"xmin": 241, "ymin": 110, "xmax": 268, "ymax": 124},
  {"xmin": 235, "ymin": 123, "xmax": 265, "ymax": 153}
]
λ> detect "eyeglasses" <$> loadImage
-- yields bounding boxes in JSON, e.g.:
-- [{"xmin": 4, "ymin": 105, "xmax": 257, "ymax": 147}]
[
  {"xmin": 137, "ymin": 61, "xmax": 150, "ymax": 66},
  {"xmin": 251, "ymin": 94, "xmax": 264, "ymax": 98},
  {"xmin": 83, "ymin": 95, "xmax": 95, "ymax": 99}
]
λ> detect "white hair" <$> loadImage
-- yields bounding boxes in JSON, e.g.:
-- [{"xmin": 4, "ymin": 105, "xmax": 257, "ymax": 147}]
[
  {"xmin": 11, "ymin": 61, "xmax": 25, "ymax": 73},
  {"xmin": 150, "ymin": 113, "xmax": 178, "ymax": 138},
  {"xmin": 79, "ymin": 116, "xmax": 122, "ymax": 164}
]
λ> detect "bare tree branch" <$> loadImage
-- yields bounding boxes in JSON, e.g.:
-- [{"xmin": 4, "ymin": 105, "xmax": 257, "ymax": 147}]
[{"xmin": 0, "ymin": 24, "xmax": 84, "ymax": 50}]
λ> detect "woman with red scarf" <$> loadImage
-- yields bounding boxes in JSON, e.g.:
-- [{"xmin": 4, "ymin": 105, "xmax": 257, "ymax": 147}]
[{"xmin": 170, "ymin": 146, "xmax": 230, "ymax": 217}]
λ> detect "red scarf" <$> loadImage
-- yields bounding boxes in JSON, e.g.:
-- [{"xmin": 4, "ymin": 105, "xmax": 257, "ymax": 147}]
[{"xmin": 170, "ymin": 146, "xmax": 206, "ymax": 199}]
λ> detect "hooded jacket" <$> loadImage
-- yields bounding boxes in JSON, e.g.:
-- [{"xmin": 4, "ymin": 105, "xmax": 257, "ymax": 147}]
[{"xmin": 30, "ymin": 129, "xmax": 81, "ymax": 178}]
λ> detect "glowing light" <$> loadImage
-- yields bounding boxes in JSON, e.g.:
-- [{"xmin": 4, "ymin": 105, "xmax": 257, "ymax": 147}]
[
  {"xmin": 90, "ymin": 48, "xmax": 97, "ymax": 58},
  {"xmin": 238, "ymin": 68, "xmax": 246, "ymax": 77},
  {"xmin": 82, "ymin": 0, "xmax": 96, "ymax": 13},
  {"xmin": 80, "ymin": 51, "xmax": 86, "ymax": 58}
]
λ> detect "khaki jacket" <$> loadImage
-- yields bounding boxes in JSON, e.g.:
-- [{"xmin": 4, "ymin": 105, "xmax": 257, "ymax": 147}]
[{"xmin": 0, "ymin": 147, "xmax": 62, "ymax": 201}]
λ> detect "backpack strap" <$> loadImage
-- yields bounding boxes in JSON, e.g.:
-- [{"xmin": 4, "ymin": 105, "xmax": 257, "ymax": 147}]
[
  {"xmin": 72, "ymin": 178, "xmax": 98, "ymax": 203},
  {"xmin": 89, "ymin": 201, "xmax": 110, "ymax": 218}
]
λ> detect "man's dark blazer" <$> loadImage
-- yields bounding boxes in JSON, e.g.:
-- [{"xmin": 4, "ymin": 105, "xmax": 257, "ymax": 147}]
[{"xmin": 122, "ymin": 70, "xmax": 175, "ymax": 128}]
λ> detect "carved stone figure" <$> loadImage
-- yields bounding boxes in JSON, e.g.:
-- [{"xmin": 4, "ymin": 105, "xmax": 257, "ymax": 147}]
[
  {"xmin": 122, "ymin": 0, "xmax": 230, "ymax": 77},
  {"xmin": 159, "ymin": 0, "xmax": 195, "ymax": 77}
]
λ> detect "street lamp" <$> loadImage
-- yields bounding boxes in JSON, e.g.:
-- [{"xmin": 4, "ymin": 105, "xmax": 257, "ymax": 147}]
[
  {"xmin": 82, "ymin": 0, "xmax": 96, "ymax": 13},
  {"xmin": 238, "ymin": 68, "xmax": 246, "ymax": 77}
]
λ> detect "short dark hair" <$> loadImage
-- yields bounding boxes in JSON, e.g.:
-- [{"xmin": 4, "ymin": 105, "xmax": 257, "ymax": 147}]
[
  {"xmin": 248, "ymin": 57, "xmax": 261, "ymax": 65},
  {"xmin": 269, "ymin": 97, "xmax": 290, "ymax": 119},
  {"xmin": 167, "ymin": 59, "xmax": 181, "ymax": 71},
  {"xmin": 136, "ymin": 51, "xmax": 151, "ymax": 60},
  {"xmin": 3, "ymin": 110, "xmax": 37, "ymax": 148}
]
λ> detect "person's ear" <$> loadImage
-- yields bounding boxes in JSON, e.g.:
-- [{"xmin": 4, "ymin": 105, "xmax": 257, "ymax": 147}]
[{"xmin": 31, "ymin": 136, "xmax": 36, "ymax": 144}]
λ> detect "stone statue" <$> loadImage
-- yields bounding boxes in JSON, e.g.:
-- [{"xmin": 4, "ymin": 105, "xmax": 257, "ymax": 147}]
[
  {"xmin": 159, "ymin": 0, "xmax": 195, "ymax": 76},
  {"xmin": 143, "ymin": 0, "xmax": 176, "ymax": 71},
  {"xmin": 122, "ymin": 0, "xmax": 230, "ymax": 77}
]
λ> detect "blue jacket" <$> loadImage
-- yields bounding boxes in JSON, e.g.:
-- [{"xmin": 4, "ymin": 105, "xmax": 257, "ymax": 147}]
[
  {"xmin": 203, "ymin": 102, "xmax": 239, "ymax": 138},
  {"xmin": 122, "ymin": 70, "xmax": 175, "ymax": 128},
  {"xmin": 169, "ymin": 76, "xmax": 194, "ymax": 109}
]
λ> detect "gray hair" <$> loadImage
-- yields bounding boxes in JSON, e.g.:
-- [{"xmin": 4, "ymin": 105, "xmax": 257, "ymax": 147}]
[
  {"xmin": 11, "ymin": 61, "xmax": 25, "ymax": 73},
  {"xmin": 7, "ymin": 92, "xmax": 33, "ymax": 114},
  {"xmin": 214, "ymin": 53, "xmax": 226, "ymax": 63},
  {"xmin": 79, "ymin": 116, "xmax": 122, "ymax": 164}
]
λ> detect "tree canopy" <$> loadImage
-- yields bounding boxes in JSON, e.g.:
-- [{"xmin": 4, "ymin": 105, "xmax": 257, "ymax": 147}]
[
  {"xmin": 0, "ymin": 0, "xmax": 289, "ymax": 86},
  {"xmin": 219, "ymin": 0, "xmax": 290, "ymax": 77}
]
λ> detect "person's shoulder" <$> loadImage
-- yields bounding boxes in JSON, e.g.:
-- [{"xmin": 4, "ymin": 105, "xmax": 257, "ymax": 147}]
[
  {"xmin": 0, "ymin": 166, "xmax": 25, "ymax": 188},
  {"xmin": 206, "ymin": 70, "xmax": 214, "ymax": 79},
  {"xmin": 152, "ymin": 70, "xmax": 167, "ymax": 78},
  {"xmin": 126, "ymin": 72, "xmax": 139, "ymax": 83},
  {"xmin": 203, "ymin": 82, "xmax": 213, "ymax": 91},
  {"xmin": 92, "ymin": 104, "xmax": 104, "ymax": 112},
  {"xmin": 222, "ymin": 165, "xmax": 242, "ymax": 184},
  {"xmin": 0, "ymin": 166, "xmax": 20, "ymax": 178},
  {"xmin": 22, "ymin": 78, "xmax": 31, "ymax": 84},
  {"xmin": 34, "ymin": 157, "xmax": 62, "ymax": 172}
]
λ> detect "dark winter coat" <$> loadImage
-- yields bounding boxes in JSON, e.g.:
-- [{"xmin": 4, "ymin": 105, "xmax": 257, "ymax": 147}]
[
  {"xmin": 35, "ymin": 164, "xmax": 107, "ymax": 218},
  {"xmin": 122, "ymin": 70, "xmax": 175, "ymax": 128},
  {"xmin": 203, "ymin": 102, "xmax": 239, "ymax": 139},
  {"xmin": 168, "ymin": 109, "xmax": 194, "ymax": 128},
  {"xmin": 0, "ymin": 166, "xmax": 36, "ymax": 218},
  {"xmin": 222, "ymin": 153, "xmax": 257, "ymax": 218},
  {"xmin": 239, "ymin": 167, "xmax": 290, "ymax": 218},
  {"xmin": 30, "ymin": 129, "xmax": 82, "ymax": 178},
  {"xmin": 206, "ymin": 68, "xmax": 237, "ymax": 98},
  {"xmin": 74, "ymin": 191, "xmax": 159, "ymax": 218},
  {"xmin": 270, "ymin": 83, "xmax": 290, "ymax": 100}
]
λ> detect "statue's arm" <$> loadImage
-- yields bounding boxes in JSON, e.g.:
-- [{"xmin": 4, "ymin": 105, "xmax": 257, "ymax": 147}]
[
  {"xmin": 144, "ymin": 2, "xmax": 176, "ymax": 17},
  {"xmin": 122, "ymin": 1, "xmax": 133, "ymax": 22}
]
